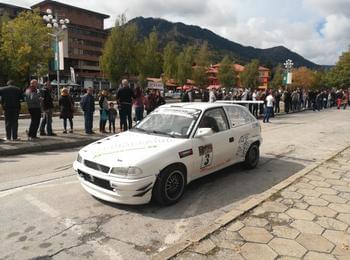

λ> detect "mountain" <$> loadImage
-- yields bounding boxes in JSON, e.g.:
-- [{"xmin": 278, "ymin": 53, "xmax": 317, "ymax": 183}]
[{"xmin": 128, "ymin": 17, "xmax": 319, "ymax": 69}]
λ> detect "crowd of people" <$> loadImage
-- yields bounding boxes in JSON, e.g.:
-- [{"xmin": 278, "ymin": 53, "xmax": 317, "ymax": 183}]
[{"xmin": 1, "ymin": 78, "xmax": 349, "ymax": 141}]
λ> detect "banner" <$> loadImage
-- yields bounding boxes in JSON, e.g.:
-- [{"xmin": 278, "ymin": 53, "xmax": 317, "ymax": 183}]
[
  {"xmin": 147, "ymin": 81, "xmax": 164, "ymax": 90},
  {"xmin": 59, "ymin": 40, "xmax": 64, "ymax": 71},
  {"xmin": 70, "ymin": 67, "xmax": 76, "ymax": 83}
]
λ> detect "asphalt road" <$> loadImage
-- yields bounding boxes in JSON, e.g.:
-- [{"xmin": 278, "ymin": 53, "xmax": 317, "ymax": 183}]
[{"xmin": 1, "ymin": 108, "xmax": 350, "ymax": 259}]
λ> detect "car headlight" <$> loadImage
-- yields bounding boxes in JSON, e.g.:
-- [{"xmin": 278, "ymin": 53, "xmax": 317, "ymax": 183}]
[
  {"xmin": 110, "ymin": 167, "xmax": 143, "ymax": 179},
  {"xmin": 77, "ymin": 153, "xmax": 83, "ymax": 163}
]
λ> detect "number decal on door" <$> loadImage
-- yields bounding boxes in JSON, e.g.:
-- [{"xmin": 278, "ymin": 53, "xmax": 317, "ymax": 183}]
[{"xmin": 199, "ymin": 144, "xmax": 213, "ymax": 169}]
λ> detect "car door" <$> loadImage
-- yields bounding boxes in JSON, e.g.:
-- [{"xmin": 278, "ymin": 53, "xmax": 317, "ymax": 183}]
[
  {"xmin": 191, "ymin": 107, "xmax": 234, "ymax": 178},
  {"xmin": 224, "ymin": 105, "xmax": 256, "ymax": 162}
]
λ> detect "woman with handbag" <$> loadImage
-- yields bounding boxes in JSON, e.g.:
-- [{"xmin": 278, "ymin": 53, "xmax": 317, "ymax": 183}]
[
  {"xmin": 99, "ymin": 90, "xmax": 109, "ymax": 133},
  {"xmin": 59, "ymin": 88, "xmax": 74, "ymax": 134}
]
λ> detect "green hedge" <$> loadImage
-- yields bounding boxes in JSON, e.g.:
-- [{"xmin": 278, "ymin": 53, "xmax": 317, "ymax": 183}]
[{"xmin": 0, "ymin": 101, "xmax": 60, "ymax": 115}]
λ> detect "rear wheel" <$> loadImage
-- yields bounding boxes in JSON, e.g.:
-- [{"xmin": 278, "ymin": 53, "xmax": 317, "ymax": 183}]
[
  {"xmin": 152, "ymin": 165, "xmax": 186, "ymax": 206},
  {"xmin": 244, "ymin": 143, "xmax": 260, "ymax": 169}
]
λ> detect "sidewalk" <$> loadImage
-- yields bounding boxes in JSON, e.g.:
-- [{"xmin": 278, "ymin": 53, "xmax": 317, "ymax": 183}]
[
  {"xmin": 0, "ymin": 131, "xmax": 109, "ymax": 156},
  {"xmin": 171, "ymin": 147, "xmax": 350, "ymax": 259}
]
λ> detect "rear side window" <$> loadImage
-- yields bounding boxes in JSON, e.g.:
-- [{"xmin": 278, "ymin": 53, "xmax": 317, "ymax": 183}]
[
  {"xmin": 225, "ymin": 106, "xmax": 255, "ymax": 127},
  {"xmin": 199, "ymin": 108, "xmax": 229, "ymax": 133}
]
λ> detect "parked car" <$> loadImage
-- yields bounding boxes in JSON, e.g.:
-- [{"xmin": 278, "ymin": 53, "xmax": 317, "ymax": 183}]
[{"xmin": 73, "ymin": 103, "xmax": 262, "ymax": 205}]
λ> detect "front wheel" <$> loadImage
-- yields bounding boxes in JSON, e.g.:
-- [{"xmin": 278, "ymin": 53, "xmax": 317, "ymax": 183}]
[
  {"xmin": 244, "ymin": 143, "xmax": 260, "ymax": 169},
  {"xmin": 152, "ymin": 165, "xmax": 186, "ymax": 206}
]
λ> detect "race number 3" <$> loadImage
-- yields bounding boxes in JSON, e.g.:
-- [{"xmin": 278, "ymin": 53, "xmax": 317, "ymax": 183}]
[{"xmin": 199, "ymin": 144, "xmax": 213, "ymax": 169}]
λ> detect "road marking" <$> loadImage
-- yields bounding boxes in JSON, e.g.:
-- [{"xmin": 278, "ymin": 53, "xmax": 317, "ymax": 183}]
[{"xmin": 25, "ymin": 194, "xmax": 123, "ymax": 259}]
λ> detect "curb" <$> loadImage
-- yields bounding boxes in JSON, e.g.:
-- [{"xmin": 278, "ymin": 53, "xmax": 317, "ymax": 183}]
[
  {"xmin": 0, "ymin": 137, "xmax": 102, "ymax": 156},
  {"xmin": 151, "ymin": 144, "xmax": 350, "ymax": 260}
]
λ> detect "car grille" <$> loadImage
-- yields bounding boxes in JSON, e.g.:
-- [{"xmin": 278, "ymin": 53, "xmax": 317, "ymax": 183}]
[
  {"xmin": 84, "ymin": 160, "xmax": 110, "ymax": 173},
  {"xmin": 78, "ymin": 170, "xmax": 113, "ymax": 191}
]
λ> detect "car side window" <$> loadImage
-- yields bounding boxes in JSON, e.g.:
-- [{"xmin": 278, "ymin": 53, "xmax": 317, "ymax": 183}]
[
  {"xmin": 225, "ymin": 106, "xmax": 254, "ymax": 127},
  {"xmin": 199, "ymin": 108, "xmax": 229, "ymax": 133}
]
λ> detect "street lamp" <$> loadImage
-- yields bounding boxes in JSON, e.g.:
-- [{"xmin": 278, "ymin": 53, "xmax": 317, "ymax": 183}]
[
  {"xmin": 284, "ymin": 59, "xmax": 294, "ymax": 72},
  {"xmin": 43, "ymin": 8, "xmax": 69, "ymax": 99}
]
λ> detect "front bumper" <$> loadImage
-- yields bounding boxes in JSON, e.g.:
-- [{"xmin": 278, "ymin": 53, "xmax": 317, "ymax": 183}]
[{"xmin": 73, "ymin": 161, "xmax": 156, "ymax": 205}]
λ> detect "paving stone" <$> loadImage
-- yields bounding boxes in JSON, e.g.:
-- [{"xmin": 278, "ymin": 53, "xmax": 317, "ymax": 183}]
[
  {"xmin": 329, "ymin": 203, "xmax": 350, "ymax": 214},
  {"xmin": 322, "ymin": 230, "xmax": 350, "ymax": 245},
  {"xmin": 332, "ymin": 244, "xmax": 350, "ymax": 257},
  {"xmin": 307, "ymin": 174, "xmax": 325, "ymax": 181},
  {"xmin": 294, "ymin": 182, "xmax": 315, "ymax": 190},
  {"xmin": 303, "ymin": 251, "xmax": 336, "ymax": 260},
  {"xmin": 239, "ymin": 227, "xmax": 273, "ymax": 243},
  {"xmin": 309, "ymin": 180, "xmax": 331, "ymax": 188},
  {"xmin": 268, "ymin": 238, "xmax": 307, "ymax": 258},
  {"xmin": 284, "ymin": 186, "xmax": 298, "ymax": 192},
  {"xmin": 291, "ymin": 220, "xmax": 324, "ymax": 234},
  {"xmin": 280, "ymin": 191, "xmax": 303, "ymax": 200},
  {"xmin": 243, "ymin": 217, "xmax": 269, "ymax": 228},
  {"xmin": 318, "ymin": 170, "xmax": 341, "ymax": 180},
  {"xmin": 241, "ymin": 243, "xmax": 277, "ymax": 260},
  {"xmin": 280, "ymin": 199, "xmax": 294, "ymax": 207},
  {"xmin": 251, "ymin": 207, "xmax": 267, "ymax": 217},
  {"xmin": 277, "ymin": 257, "xmax": 299, "ymax": 260},
  {"xmin": 226, "ymin": 221, "xmax": 245, "ymax": 232},
  {"xmin": 303, "ymin": 197, "xmax": 329, "ymax": 206},
  {"xmin": 308, "ymin": 206, "xmax": 338, "ymax": 217},
  {"xmin": 212, "ymin": 230, "xmax": 244, "ymax": 243},
  {"xmin": 297, "ymin": 188, "xmax": 321, "ymax": 198},
  {"xmin": 321, "ymin": 194, "xmax": 347, "ymax": 204},
  {"xmin": 286, "ymin": 208, "xmax": 315, "ymax": 221},
  {"xmin": 211, "ymin": 237, "xmax": 244, "ymax": 251},
  {"xmin": 267, "ymin": 213, "xmax": 292, "ymax": 226},
  {"xmin": 296, "ymin": 233, "xmax": 335, "ymax": 253},
  {"xmin": 315, "ymin": 187, "xmax": 338, "ymax": 195},
  {"xmin": 339, "ymin": 192, "xmax": 350, "ymax": 201},
  {"xmin": 337, "ymin": 214, "xmax": 350, "ymax": 226},
  {"xmin": 316, "ymin": 217, "xmax": 348, "ymax": 231},
  {"xmin": 191, "ymin": 239, "xmax": 216, "ymax": 255},
  {"xmin": 294, "ymin": 202, "xmax": 309, "ymax": 210},
  {"xmin": 175, "ymin": 251, "xmax": 207, "ymax": 260},
  {"xmin": 261, "ymin": 201, "xmax": 288, "ymax": 213},
  {"xmin": 324, "ymin": 179, "xmax": 346, "ymax": 186},
  {"xmin": 207, "ymin": 248, "xmax": 244, "ymax": 260},
  {"xmin": 272, "ymin": 226, "xmax": 300, "ymax": 239},
  {"xmin": 333, "ymin": 186, "xmax": 350, "ymax": 193}
]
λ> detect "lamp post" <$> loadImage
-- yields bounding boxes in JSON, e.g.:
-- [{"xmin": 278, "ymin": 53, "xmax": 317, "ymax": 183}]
[{"xmin": 42, "ymin": 9, "xmax": 69, "ymax": 99}]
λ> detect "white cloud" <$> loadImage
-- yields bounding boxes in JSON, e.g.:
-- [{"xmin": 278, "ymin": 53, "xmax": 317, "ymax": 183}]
[{"xmin": 4, "ymin": 0, "xmax": 350, "ymax": 65}]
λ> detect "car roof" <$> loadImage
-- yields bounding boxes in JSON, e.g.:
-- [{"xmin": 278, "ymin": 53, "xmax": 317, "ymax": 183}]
[{"xmin": 161, "ymin": 102, "xmax": 243, "ymax": 111}]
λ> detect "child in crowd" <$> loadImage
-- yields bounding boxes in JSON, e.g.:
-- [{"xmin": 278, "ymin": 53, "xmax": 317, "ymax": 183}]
[{"xmin": 108, "ymin": 102, "xmax": 118, "ymax": 133}]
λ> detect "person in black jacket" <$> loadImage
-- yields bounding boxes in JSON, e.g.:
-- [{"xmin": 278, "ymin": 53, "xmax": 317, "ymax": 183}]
[
  {"xmin": 80, "ymin": 87, "xmax": 95, "ymax": 134},
  {"xmin": 59, "ymin": 88, "xmax": 74, "ymax": 134},
  {"xmin": 116, "ymin": 79, "xmax": 135, "ymax": 131},
  {"xmin": 0, "ymin": 80, "xmax": 22, "ymax": 141},
  {"xmin": 39, "ymin": 81, "xmax": 56, "ymax": 136}
]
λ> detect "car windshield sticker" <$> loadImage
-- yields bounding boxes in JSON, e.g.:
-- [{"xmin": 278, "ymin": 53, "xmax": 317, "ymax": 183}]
[
  {"xmin": 236, "ymin": 134, "xmax": 250, "ymax": 158},
  {"xmin": 199, "ymin": 144, "xmax": 213, "ymax": 169}
]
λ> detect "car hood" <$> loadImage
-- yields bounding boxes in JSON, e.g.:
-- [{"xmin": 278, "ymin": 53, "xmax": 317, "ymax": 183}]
[{"xmin": 79, "ymin": 131, "xmax": 187, "ymax": 167}]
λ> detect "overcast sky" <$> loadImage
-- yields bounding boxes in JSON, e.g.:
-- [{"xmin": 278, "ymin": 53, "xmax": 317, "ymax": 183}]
[{"xmin": 4, "ymin": 0, "xmax": 350, "ymax": 65}]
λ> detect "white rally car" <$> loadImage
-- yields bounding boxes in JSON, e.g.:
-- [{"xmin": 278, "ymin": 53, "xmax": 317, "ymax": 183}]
[{"xmin": 73, "ymin": 103, "xmax": 262, "ymax": 205}]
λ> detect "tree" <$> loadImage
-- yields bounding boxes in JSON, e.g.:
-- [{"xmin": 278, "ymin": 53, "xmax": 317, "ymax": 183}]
[
  {"xmin": 192, "ymin": 42, "xmax": 210, "ymax": 89},
  {"xmin": 100, "ymin": 14, "xmax": 138, "ymax": 85},
  {"xmin": 218, "ymin": 56, "xmax": 235, "ymax": 89},
  {"xmin": 291, "ymin": 67, "xmax": 316, "ymax": 89},
  {"xmin": 240, "ymin": 59, "xmax": 259, "ymax": 89},
  {"xmin": 176, "ymin": 46, "xmax": 194, "ymax": 87},
  {"xmin": 162, "ymin": 41, "xmax": 178, "ymax": 82},
  {"xmin": 325, "ymin": 49, "xmax": 350, "ymax": 88},
  {"xmin": 0, "ymin": 12, "xmax": 10, "ymax": 85},
  {"xmin": 137, "ymin": 30, "xmax": 162, "ymax": 86},
  {"xmin": 269, "ymin": 64, "xmax": 283, "ymax": 89},
  {"xmin": 1, "ymin": 10, "xmax": 52, "ymax": 86}
]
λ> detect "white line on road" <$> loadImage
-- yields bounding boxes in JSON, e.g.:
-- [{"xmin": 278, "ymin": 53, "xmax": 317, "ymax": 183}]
[{"xmin": 25, "ymin": 194, "xmax": 124, "ymax": 259}]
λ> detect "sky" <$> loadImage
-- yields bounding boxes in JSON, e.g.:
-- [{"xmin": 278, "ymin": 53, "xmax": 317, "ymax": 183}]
[{"xmin": 4, "ymin": 0, "xmax": 350, "ymax": 65}]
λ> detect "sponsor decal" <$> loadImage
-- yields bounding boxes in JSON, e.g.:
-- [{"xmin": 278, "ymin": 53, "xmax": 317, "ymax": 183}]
[
  {"xmin": 236, "ymin": 134, "xmax": 250, "ymax": 158},
  {"xmin": 179, "ymin": 149, "xmax": 193, "ymax": 158},
  {"xmin": 198, "ymin": 144, "xmax": 213, "ymax": 169}
]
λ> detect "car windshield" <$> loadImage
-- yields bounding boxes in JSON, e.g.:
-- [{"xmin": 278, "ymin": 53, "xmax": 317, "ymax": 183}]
[{"xmin": 133, "ymin": 107, "xmax": 201, "ymax": 138}]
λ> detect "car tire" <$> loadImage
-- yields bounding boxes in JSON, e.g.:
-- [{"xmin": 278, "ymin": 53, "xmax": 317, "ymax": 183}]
[
  {"xmin": 244, "ymin": 143, "xmax": 260, "ymax": 169},
  {"xmin": 152, "ymin": 165, "xmax": 186, "ymax": 206}
]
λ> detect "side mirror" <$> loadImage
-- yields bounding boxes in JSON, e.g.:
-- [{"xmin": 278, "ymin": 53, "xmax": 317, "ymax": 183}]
[{"xmin": 195, "ymin": 128, "xmax": 213, "ymax": 138}]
